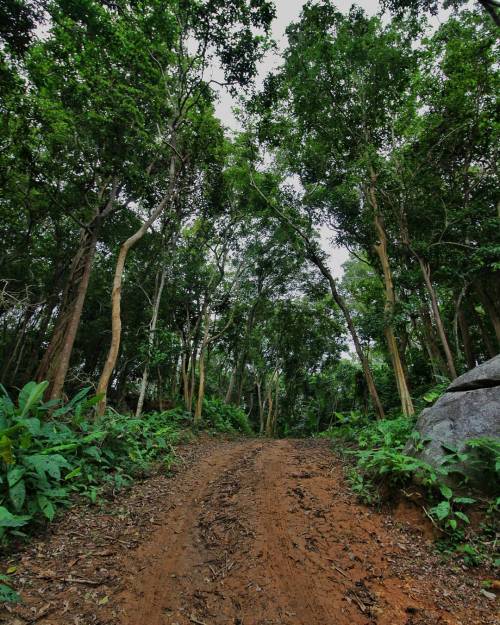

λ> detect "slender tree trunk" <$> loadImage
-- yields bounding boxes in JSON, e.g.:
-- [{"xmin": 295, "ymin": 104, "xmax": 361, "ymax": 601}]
[
  {"xmin": 419, "ymin": 305, "xmax": 449, "ymax": 378},
  {"xmin": 36, "ymin": 225, "xmax": 99, "ymax": 399},
  {"xmin": 414, "ymin": 255, "xmax": 457, "ymax": 379},
  {"xmin": 225, "ymin": 365, "xmax": 236, "ymax": 403},
  {"xmin": 194, "ymin": 310, "xmax": 211, "ymax": 424},
  {"xmin": 181, "ymin": 351, "xmax": 190, "ymax": 408},
  {"xmin": 96, "ymin": 154, "xmax": 177, "ymax": 415},
  {"xmin": 368, "ymin": 172, "xmax": 414, "ymax": 417},
  {"xmin": 457, "ymin": 307, "xmax": 476, "ymax": 370},
  {"xmin": 310, "ymin": 251, "xmax": 385, "ymax": 420},
  {"xmin": 136, "ymin": 266, "xmax": 167, "ymax": 417},
  {"xmin": 477, "ymin": 312, "xmax": 497, "ymax": 359},
  {"xmin": 476, "ymin": 282, "xmax": 500, "ymax": 347},
  {"xmin": 252, "ymin": 178, "xmax": 385, "ymax": 418},
  {"xmin": 257, "ymin": 380, "xmax": 265, "ymax": 435}
]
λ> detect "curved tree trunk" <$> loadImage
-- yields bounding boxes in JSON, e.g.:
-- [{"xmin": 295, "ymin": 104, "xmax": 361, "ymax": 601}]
[
  {"xmin": 415, "ymin": 255, "xmax": 457, "ymax": 379},
  {"xmin": 96, "ymin": 155, "xmax": 177, "ymax": 415},
  {"xmin": 310, "ymin": 251, "xmax": 385, "ymax": 420}
]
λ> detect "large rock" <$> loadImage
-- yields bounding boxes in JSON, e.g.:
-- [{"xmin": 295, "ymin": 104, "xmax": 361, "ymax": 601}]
[
  {"xmin": 447, "ymin": 354, "xmax": 500, "ymax": 391},
  {"xmin": 408, "ymin": 355, "xmax": 500, "ymax": 491}
]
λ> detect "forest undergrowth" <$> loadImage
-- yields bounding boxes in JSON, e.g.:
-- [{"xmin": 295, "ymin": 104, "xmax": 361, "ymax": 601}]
[
  {"xmin": 321, "ymin": 408, "xmax": 500, "ymax": 572},
  {"xmin": 0, "ymin": 381, "xmax": 251, "ymax": 603}
]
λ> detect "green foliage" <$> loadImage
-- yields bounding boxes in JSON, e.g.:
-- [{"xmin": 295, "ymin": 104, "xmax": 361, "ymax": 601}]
[
  {"xmin": 200, "ymin": 398, "xmax": 252, "ymax": 435},
  {"xmin": 0, "ymin": 574, "xmax": 20, "ymax": 604},
  {"xmin": 326, "ymin": 412, "xmax": 498, "ymax": 557},
  {"xmin": 0, "ymin": 382, "xmax": 185, "ymax": 542}
]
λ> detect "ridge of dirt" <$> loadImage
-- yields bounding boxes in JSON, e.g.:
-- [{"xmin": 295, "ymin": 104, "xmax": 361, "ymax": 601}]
[{"xmin": 1, "ymin": 438, "xmax": 497, "ymax": 625}]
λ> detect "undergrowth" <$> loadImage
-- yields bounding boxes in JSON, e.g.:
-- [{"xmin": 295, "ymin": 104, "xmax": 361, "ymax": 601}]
[
  {"xmin": 321, "ymin": 410, "xmax": 500, "ymax": 568},
  {"xmin": 0, "ymin": 382, "xmax": 252, "ymax": 602}
]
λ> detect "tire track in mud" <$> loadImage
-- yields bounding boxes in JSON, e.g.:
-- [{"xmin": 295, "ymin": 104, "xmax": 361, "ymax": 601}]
[
  {"xmin": 117, "ymin": 439, "xmax": 497, "ymax": 625},
  {"xmin": 6, "ymin": 438, "xmax": 495, "ymax": 625}
]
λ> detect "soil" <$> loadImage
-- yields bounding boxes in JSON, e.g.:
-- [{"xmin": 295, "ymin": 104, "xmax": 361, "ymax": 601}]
[{"xmin": 1, "ymin": 438, "xmax": 498, "ymax": 625}]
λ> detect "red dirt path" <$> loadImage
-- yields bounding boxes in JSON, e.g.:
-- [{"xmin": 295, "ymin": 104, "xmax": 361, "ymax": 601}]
[{"xmin": 1, "ymin": 438, "xmax": 498, "ymax": 625}]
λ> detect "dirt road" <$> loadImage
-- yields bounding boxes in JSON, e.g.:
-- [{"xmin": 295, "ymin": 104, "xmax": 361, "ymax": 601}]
[{"xmin": 2, "ymin": 439, "xmax": 497, "ymax": 625}]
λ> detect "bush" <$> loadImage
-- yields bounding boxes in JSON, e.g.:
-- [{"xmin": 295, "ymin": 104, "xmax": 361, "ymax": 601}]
[
  {"xmin": 201, "ymin": 397, "xmax": 252, "ymax": 434},
  {"xmin": 0, "ymin": 381, "xmax": 185, "ymax": 544}
]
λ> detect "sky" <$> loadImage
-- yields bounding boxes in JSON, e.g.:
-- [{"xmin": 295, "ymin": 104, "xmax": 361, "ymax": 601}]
[{"xmin": 213, "ymin": 0, "xmax": 382, "ymax": 279}]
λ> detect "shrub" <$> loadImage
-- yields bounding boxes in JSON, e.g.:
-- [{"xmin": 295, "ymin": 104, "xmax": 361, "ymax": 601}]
[
  {"xmin": 0, "ymin": 381, "xmax": 184, "ymax": 544},
  {"xmin": 201, "ymin": 398, "xmax": 252, "ymax": 434}
]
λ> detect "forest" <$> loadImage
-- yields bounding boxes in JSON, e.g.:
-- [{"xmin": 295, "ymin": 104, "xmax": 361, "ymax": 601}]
[{"xmin": 0, "ymin": 0, "xmax": 499, "ymax": 622}]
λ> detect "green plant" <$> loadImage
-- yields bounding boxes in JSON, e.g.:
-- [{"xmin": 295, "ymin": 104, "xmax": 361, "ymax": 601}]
[
  {"xmin": 0, "ymin": 574, "xmax": 20, "ymax": 603},
  {"xmin": 200, "ymin": 398, "xmax": 252, "ymax": 434},
  {"xmin": 0, "ymin": 381, "xmax": 185, "ymax": 543}
]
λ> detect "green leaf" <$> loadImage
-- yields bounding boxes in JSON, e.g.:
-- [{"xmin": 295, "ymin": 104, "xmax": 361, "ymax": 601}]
[
  {"xmin": 9, "ymin": 479, "xmax": 26, "ymax": 512},
  {"xmin": 25, "ymin": 454, "xmax": 70, "ymax": 480},
  {"xmin": 453, "ymin": 497, "xmax": 475, "ymax": 505},
  {"xmin": 432, "ymin": 500, "xmax": 451, "ymax": 521},
  {"xmin": 64, "ymin": 466, "xmax": 82, "ymax": 480},
  {"xmin": 448, "ymin": 519, "xmax": 457, "ymax": 530},
  {"xmin": 454, "ymin": 511, "xmax": 470, "ymax": 524},
  {"xmin": 52, "ymin": 387, "xmax": 91, "ymax": 417},
  {"xmin": 0, "ymin": 506, "xmax": 31, "ymax": 528},
  {"xmin": 439, "ymin": 484, "xmax": 453, "ymax": 500},
  {"xmin": 0, "ymin": 582, "xmax": 21, "ymax": 603},
  {"xmin": 0, "ymin": 435, "xmax": 14, "ymax": 465},
  {"xmin": 7, "ymin": 466, "xmax": 25, "ymax": 487},
  {"xmin": 37, "ymin": 495, "xmax": 55, "ymax": 520},
  {"xmin": 19, "ymin": 381, "xmax": 49, "ymax": 418}
]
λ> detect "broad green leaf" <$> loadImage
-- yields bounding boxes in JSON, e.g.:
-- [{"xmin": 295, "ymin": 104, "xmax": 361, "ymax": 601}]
[
  {"xmin": 37, "ymin": 495, "xmax": 55, "ymax": 520},
  {"xmin": 453, "ymin": 497, "xmax": 475, "ymax": 505},
  {"xmin": 454, "ymin": 511, "xmax": 470, "ymax": 524},
  {"xmin": 7, "ymin": 466, "xmax": 25, "ymax": 487},
  {"xmin": 9, "ymin": 479, "xmax": 26, "ymax": 512},
  {"xmin": 0, "ymin": 582, "xmax": 21, "ymax": 603},
  {"xmin": 19, "ymin": 381, "xmax": 49, "ymax": 418},
  {"xmin": 432, "ymin": 500, "xmax": 451, "ymax": 521},
  {"xmin": 25, "ymin": 454, "xmax": 70, "ymax": 480},
  {"xmin": 439, "ymin": 484, "xmax": 453, "ymax": 500},
  {"xmin": 0, "ymin": 435, "xmax": 14, "ymax": 465},
  {"xmin": 0, "ymin": 506, "xmax": 31, "ymax": 528}
]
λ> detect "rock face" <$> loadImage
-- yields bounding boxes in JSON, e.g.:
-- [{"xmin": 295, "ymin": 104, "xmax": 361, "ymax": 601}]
[
  {"xmin": 408, "ymin": 355, "xmax": 500, "ymax": 490},
  {"xmin": 447, "ymin": 354, "xmax": 500, "ymax": 392}
]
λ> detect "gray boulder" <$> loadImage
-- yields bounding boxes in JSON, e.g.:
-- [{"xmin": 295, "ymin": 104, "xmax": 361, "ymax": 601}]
[
  {"xmin": 447, "ymin": 354, "xmax": 500, "ymax": 392},
  {"xmin": 408, "ymin": 355, "xmax": 500, "ymax": 491}
]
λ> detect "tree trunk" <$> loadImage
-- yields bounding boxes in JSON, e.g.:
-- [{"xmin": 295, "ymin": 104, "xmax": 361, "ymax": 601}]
[
  {"xmin": 194, "ymin": 309, "xmax": 211, "ymax": 424},
  {"xmin": 368, "ymin": 173, "xmax": 414, "ymax": 417},
  {"xmin": 477, "ymin": 312, "xmax": 497, "ymax": 359},
  {"xmin": 252, "ymin": 179, "xmax": 385, "ymax": 419},
  {"xmin": 309, "ymin": 251, "xmax": 385, "ymax": 420},
  {"xmin": 419, "ymin": 305, "xmax": 449, "ymax": 378},
  {"xmin": 415, "ymin": 255, "xmax": 457, "ymax": 379},
  {"xmin": 476, "ymin": 282, "xmax": 500, "ymax": 347},
  {"xmin": 136, "ymin": 266, "xmax": 167, "ymax": 417},
  {"xmin": 36, "ymin": 226, "xmax": 98, "ymax": 399},
  {"xmin": 257, "ymin": 380, "xmax": 265, "ymax": 435},
  {"xmin": 457, "ymin": 307, "xmax": 476, "ymax": 370},
  {"xmin": 96, "ymin": 154, "xmax": 177, "ymax": 415},
  {"xmin": 225, "ymin": 365, "xmax": 236, "ymax": 403}
]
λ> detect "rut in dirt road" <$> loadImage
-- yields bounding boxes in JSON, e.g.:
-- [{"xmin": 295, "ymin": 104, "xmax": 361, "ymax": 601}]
[
  {"xmin": 117, "ymin": 439, "xmax": 495, "ymax": 625},
  {"xmin": 2, "ymin": 439, "xmax": 496, "ymax": 625}
]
